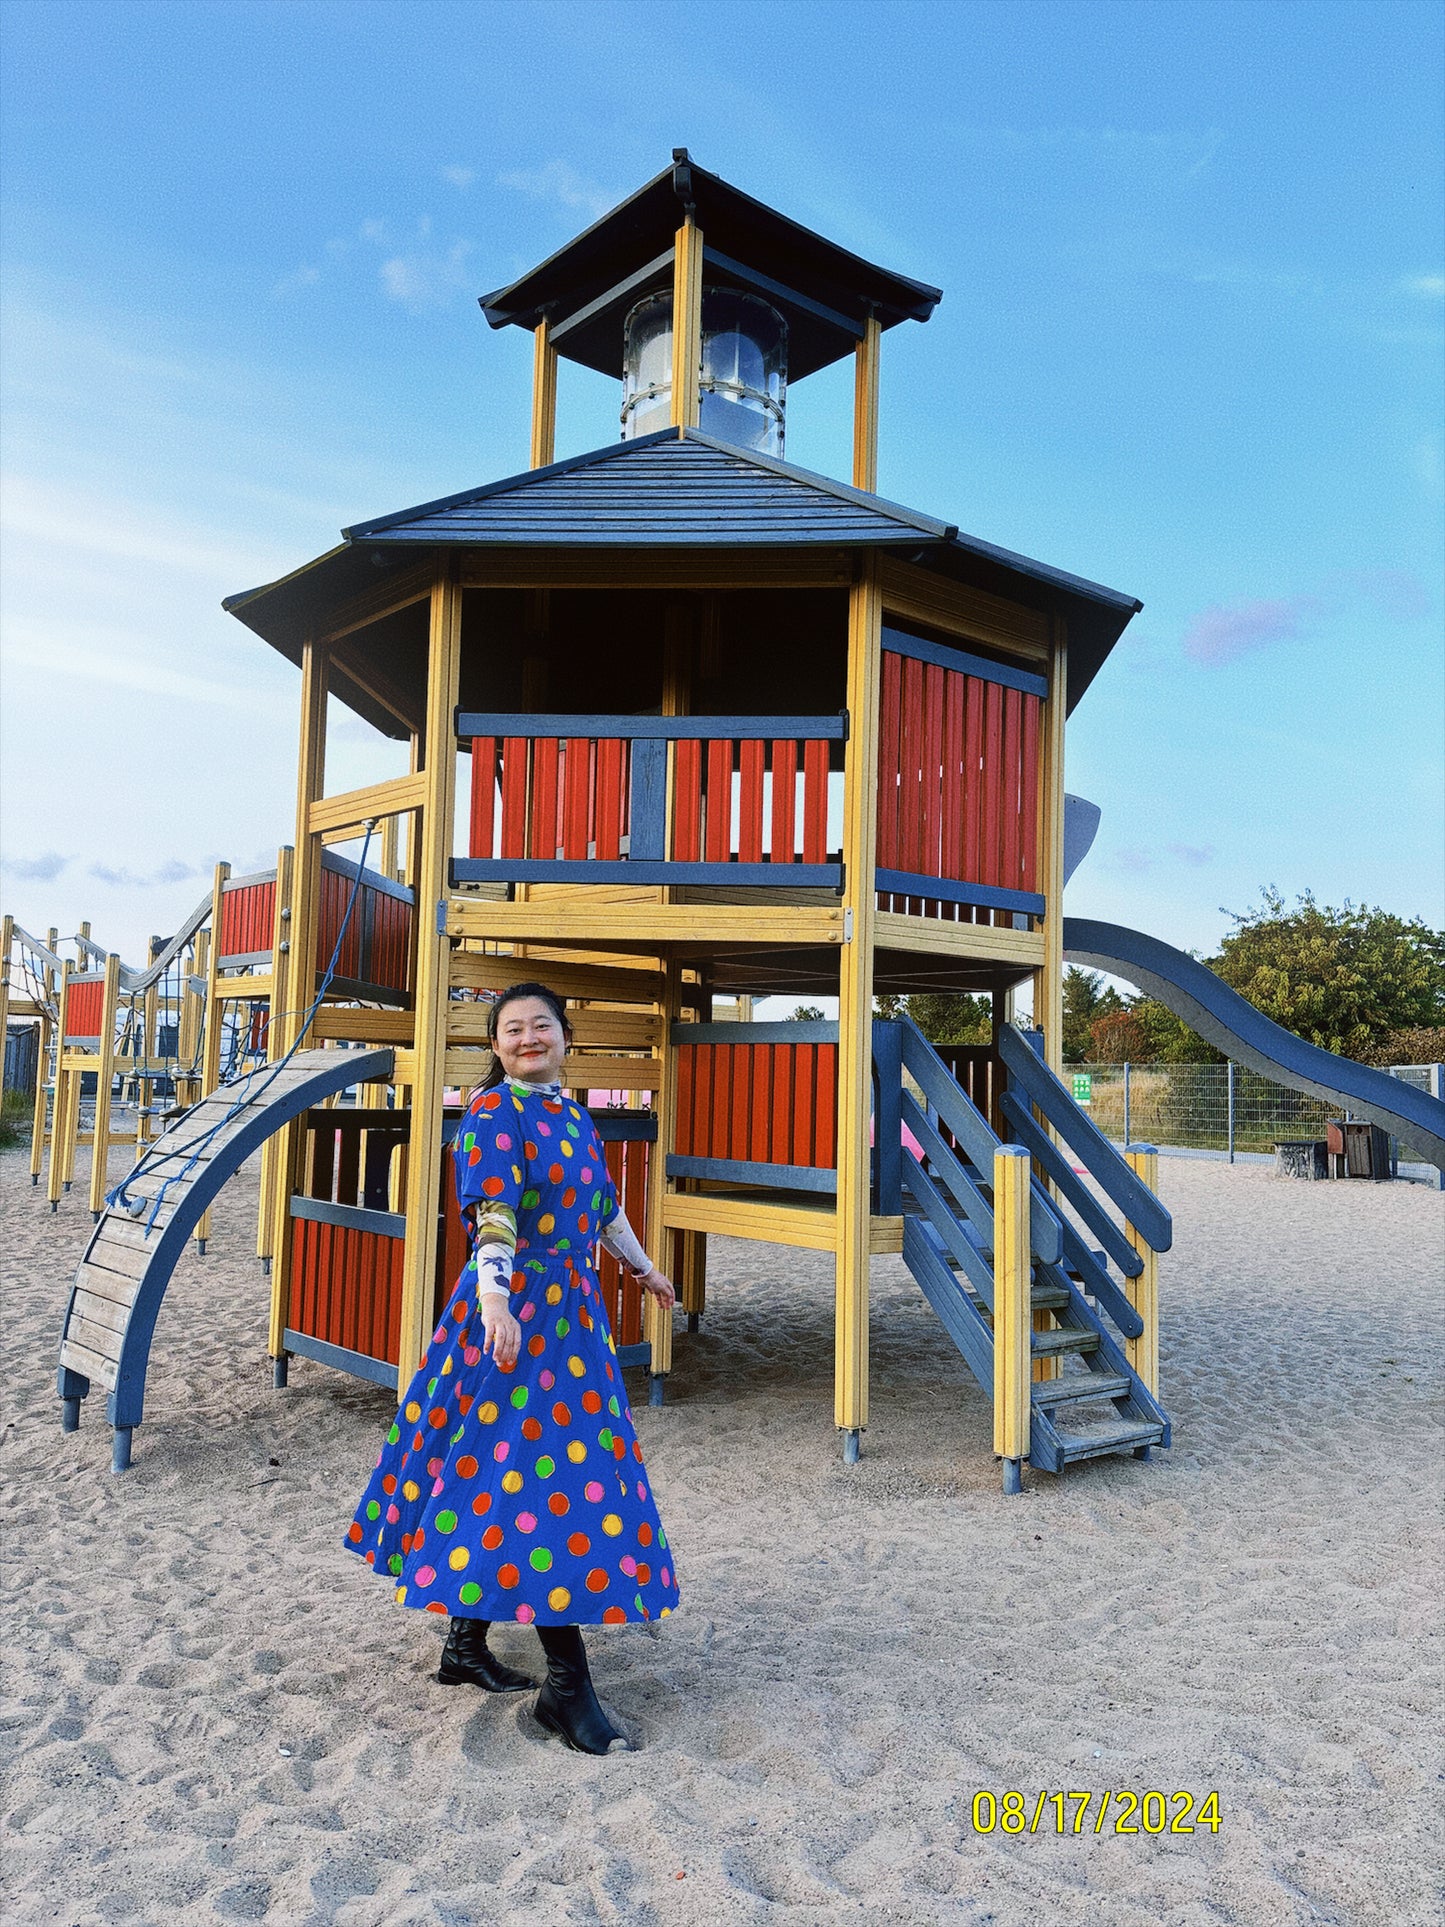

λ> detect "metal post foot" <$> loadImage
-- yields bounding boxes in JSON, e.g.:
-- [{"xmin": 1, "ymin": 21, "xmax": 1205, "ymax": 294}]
[
  {"xmin": 49, "ymin": 1200, "xmax": 57, "ymax": 1214},
  {"xmin": 1133, "ymin": 1444, "xmax": 1152, "ymax": 1461},
  {"xmin": 649, "ymin": 1373, "xmax": 666, "ymax": 1407},
  {"xmin": 273, "ymin": 1355, "xmax": 289, "ymax": 1390},
  {"xmin": 92, "ymin": 1210, "xmax": 101, "ymax": 1224},
  {"xmin": 842, "ymin": 1429, "xmax": 861, "ymax": 1465},
  {"xmin": 111, "ymin": 1428, "xmax": 133, "ymax": 1474},
  {"xmin": 1001, "ymin": 1458, "xmax": 1023, "ymax": 1495},
  {"xmin": 61, "ymin": 1397, "xmax": 81, "ymax": 1433},
  {"xmin": 196, "ymin": 1239, "xmax": 206, "ymax": 1257},
  {"xmin": 262, "ymin": 1257, "xmax": 272, "ymax": 1276},
  {"xmin": 686, "ymin": 1312, "xmax": 699, "ymax": 1333},
  {"xmin": 63, "ymin": 1180, "xmax": 71, "ymax": 1193}
]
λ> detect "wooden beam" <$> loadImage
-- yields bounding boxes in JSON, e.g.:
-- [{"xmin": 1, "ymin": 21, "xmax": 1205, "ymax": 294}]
[
  {"xmin": 212, "ymin": 972, "xmax": 275, "ymax": 1001},
  {"xmin": 877, "ymin": 557, "xmax": 1050, "ymax": 661},
  {"xmin": 307, "ymin": 771, "xmax": 428, "ymax": 838},
  {"xmin": 1124, "ymin": 1147, "xmax": 1160, "ymax": 1397},
  {"xmin": 315, "ymin": 562, "xmax": 434, "ymax": 647},
  {"xmin": 835, "ymin": 556, "xmax": 883, "ymax": 1444},
  {"xmin": 396, "ymin": 568, "xmax": 464, "ymax": 1387},
  {"xmin": 269, "ymin": 650, "xmax": 328, "ymax": 1360},
  {"xmin": 85, "ymin": 952, "xmax": 122, "ymax": 1219},
  {"xmin": 450, "ymin": 950, "xmax": 663, "ymax": 1004},
  {"xmin": 992, "ymin": 1146, "xmax": 1032, "ymax": 1493},
  {"xmin": 446, "ymin": 1003, "xmax": 662, "ymax": 1050},
  {"xmin": 852, "ymin": 313, "xmax": 881, "ymax": 493},
  {"xmin": 310, "ymin": 1005, "xmax": 416, "ymax": 1044},
  {"xmin": 874, "ymin": 911, "xmax": 1045, "ymax": 968},
  {"xmin": 661, "ymin": 1188, "xmax": 903, "ymax": 1254},
  {"xmin": 459, "ymin": 550, "xmax": 853, "ymax": 591},
  {"xmin": 530, "ymin": 315, "xmax": 558, "ymax": 469},
  {"xmin": 258, "ymin": 844, "xmax": 293, "ymax": 1273},
  {"xmin": 670, "ymin": 215, "xmax": 704, "ymax": 430},
  {"xmin": 447, "ymin": 900, "xmax": 847, "ymax": 947}
]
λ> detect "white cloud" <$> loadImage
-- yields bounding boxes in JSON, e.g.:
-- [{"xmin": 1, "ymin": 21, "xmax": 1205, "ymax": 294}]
[
  {"xmin": 1, "ymin": 473, "xmax": 280, "ymax": 583},
  {"xmin": 272, "ymin": 264, "xmax": 321, "ymax": 299},
  {"xmin": 2, "ymin": 623, "xmax": 270, "ymax": 714},
  {"xmin": 497, "ymin": 159, "xmax": 615, "ymax": 223},
  {"xmin": 378, "ymin": 241, "xmax": 474, "ymax": 312},
  {"xmin": 1398, "ymin": 273, "xmax": 1445, "ymax": 300},
  {"xmin": 2, "ymin": 851, "xmax": 70, "ymax": 883},
  {"xmin": 441, "ymin": 165, "xmax": 476, "ymax": 189}
]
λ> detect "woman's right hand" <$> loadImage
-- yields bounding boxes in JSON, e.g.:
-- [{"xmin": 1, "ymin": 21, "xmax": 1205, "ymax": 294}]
[{"xmin": 480, "ymin": 1295, "xmax": 522, "ymax": 1370}]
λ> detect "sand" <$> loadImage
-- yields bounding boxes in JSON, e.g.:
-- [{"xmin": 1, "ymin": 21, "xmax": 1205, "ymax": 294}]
[{"xmin": 2, "ymin": 1142, "xmax": 1442, "ymax": 1927}]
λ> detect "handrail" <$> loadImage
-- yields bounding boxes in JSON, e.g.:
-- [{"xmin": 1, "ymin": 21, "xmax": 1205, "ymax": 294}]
[
  {"xmin": 456, "ymin": 710, "xmax": 847, "ymax": 741},
  {"xmin": 998, "ymin": 1092, "xmax": 1144, "ymax": 1278},
  {"xmin": 997, "ymin": 1025, "xmax": 1172, "ymax": 1251},
  {"xmin": 899, "ymin": 1017, "xmax": 1063, "ymax": 1262}
]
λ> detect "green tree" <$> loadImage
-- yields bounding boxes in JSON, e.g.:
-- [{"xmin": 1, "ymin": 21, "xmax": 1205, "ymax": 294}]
[
  {"xmin": 889, "ymin": 992, "xmax": 993, "ymax": 1045},
  {"xmin": 1062, "ymin": 967, "xmax": 1125, "ymax": 1061},
  {"xmin": 790, "ymin": 1004, "xmax": 826, "ymax": 1022},
  {"xmin": 1215, "ymin": 889, "xmax": 1445, "ymax": 1059}
]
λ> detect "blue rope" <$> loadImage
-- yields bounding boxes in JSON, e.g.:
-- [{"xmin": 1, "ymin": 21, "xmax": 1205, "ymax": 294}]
[{"xmin": 108, "ymin": 824, "xmax": 377, "ymax": 1232}]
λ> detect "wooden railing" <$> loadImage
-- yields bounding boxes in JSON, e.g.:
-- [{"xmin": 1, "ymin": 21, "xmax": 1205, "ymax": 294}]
[
  {"xmin": 875, "ymin": 628, "xmax": 1046, "ymax": 921},
  {"xmin": 218, "ymin": 853, "xmax": 413, "ymax": 1000},
  {"xmin": 671, "ymin": 1022, "xmax": 840, "ymax": 1192},
  {"xmin": 453, "ymin": 711, "xmax": 846, "ymax": 890}
]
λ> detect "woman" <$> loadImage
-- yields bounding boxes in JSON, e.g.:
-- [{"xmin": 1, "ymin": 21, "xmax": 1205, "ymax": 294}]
[{"xmin": 345, "ymin": 982, "xmax": 678, "ymax": 1754}]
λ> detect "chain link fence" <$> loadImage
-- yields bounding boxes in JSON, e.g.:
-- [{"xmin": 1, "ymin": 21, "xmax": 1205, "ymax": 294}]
[{"xmin": 1066, "ymin": 1060, "xmax": 1442, "ymax": 1172}]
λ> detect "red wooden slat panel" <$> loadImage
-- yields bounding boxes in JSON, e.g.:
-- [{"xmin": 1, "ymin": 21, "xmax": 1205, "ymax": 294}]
[
  {"xmin": 621, "ymin": 1137, "xmax": 649, "ymax": 1345},
  {"xmin": 710, "ymin": 1043, "xmax": 733, "ymax": 1159},
  {"xmin": 770, "ymin": 1042, "xmax": 794, "ymax": 1166},
  {"xmin": 704, "ymin": 739, "xmax": 733, "ymax": 863},
  {"xmin": 814, "ymin": 1045, "xmax": 838, "ymax": 1168},
  {"xmin": 1000, "ymin": 686, "xmax": 1022, "ymax": 890},
  {"xmin": 691, "ymin": 1044, "xmax": 713, "ymax": 1157},
  {"xmin": 940, "ymin": 668, "xmax": 965, "ymax": 881},
  {"xmin": 530, "ymin": 737, "xmax": 560, "ymax": 860},
  {"xmin": 594, "ymin": 740, "xmax": 625, "ymax": 861},
  {"xmin": 672, "ymin": 740, "xmax": 702, "ymax": 861},
  {"xmin": 749, "ymin": 1045, "xmax": 772, "ymax": 1163},
  {"xmin": 500, "ymin": 739, "xmax": 529, "ymax": 859},
  {"xmin": 801, "ymin": 740, "xmax": 830, "ymax": 864},
  {"xmin": 675, "ymin": 1044, "xmax": 695, "ymax": 1155},
  {"xmin": 1020, "ymin": 692, "xmax": 1040, "ymax": 892},
  {"xmin": 981, "ymin": 681, "xmax": 1004, "ymax": 888},
  {"xmin": 921, "ymin": 661, "xmax": 945, "ymax": 879},
  {"xmin": 737, "ymin": 739, "xmax": 765, "ymax": 863},
  {"xmin": 769, "ymin": 738, "xmax": 797, "ymax": 864},
  {"xmin": 963, "ymin": 675, "xmax": 984, "ymax": 884},
  {"xmin": 876, "ymin": 651, "xmax": 902, "ymax": 869},
  {"xmin": 792, "ymin": 1044, "xmax": 815, "ymax": 1166},
  {"xmin": 899, "ymin": 654, "xmax": 925, "ymax": 873},
  {"xmin": 562, "ymin": 739, "xmax": 592, "ymax": 860},
  {"xmin": 469, "ymin": 738, "xmax": 496, "ymax": 859},
  {"xmin": 63, "ymin": 979, "xmax": 104, "ymax": 1039}
]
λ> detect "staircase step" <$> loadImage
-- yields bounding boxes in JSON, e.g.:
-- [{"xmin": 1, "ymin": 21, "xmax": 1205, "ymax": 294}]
[
  {"xmin": 1032, "ymin": 1370, "xmax": 1132, "ymax": 1407},
  {"xmin": 1029, "ymin": 1281, "xmax": 1070, "ymax": 1310},
  {"xmin": 1031, "ymin": 1325, "xmax": 1099, "ymax": 1357},
  {"xmin": 1052, "ymin": 1419, "xmax": 1166, "ymax": 1464}
]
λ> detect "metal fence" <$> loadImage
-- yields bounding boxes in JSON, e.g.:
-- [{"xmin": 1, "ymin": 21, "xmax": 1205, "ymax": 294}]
[{"xmin": 1066, "ymin": 1060, "xmax": 1443, "ymax": 1169}]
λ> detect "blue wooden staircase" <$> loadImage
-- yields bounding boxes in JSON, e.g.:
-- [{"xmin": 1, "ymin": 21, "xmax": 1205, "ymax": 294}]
[{"xmin": 882, "ymin": 1017, "xmax": 1172, "ymax": 1483}]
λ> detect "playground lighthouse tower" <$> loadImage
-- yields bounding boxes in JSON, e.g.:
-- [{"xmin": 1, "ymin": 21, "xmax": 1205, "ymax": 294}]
[{"xmin": 223, "ymin": 151, "xmax": 1154, "ymax": 1468}]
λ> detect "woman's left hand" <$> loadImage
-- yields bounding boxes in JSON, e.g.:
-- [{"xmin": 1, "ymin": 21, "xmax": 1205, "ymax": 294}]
[{"xmin": 638, "ymin": 1266, "xmax": 676, "ymax": 1309}]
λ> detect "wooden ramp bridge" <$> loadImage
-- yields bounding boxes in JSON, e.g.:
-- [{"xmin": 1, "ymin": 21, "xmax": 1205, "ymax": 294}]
[{"xmin": 57, "ymin": 1047, "xmax": 394, "ymax": 1471}]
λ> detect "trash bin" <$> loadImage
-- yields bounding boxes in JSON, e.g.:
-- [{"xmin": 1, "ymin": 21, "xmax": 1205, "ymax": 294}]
[
  {"xmin": 1325, "ymin": 1119, "xmax": 1390, "ymax": 1180},
  {"xmin": 1275, "ymin": 1139, "xmax": 1328, "ymax": 1180}
]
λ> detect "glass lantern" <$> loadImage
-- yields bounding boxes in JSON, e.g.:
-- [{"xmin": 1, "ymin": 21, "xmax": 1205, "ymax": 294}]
[{"xmin": 621, "ymin": 287, "xmax": 788, "ymax": 456}]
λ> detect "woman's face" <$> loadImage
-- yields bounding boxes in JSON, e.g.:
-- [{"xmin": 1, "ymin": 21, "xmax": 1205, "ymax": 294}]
[{"xmin": 493, "ymin": 996, "xmax": 568, "ymax": 1083}]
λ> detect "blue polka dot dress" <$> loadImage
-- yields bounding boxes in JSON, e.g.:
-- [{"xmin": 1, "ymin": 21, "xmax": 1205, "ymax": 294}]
[{"xmin": 345, "ymin": 1082, "xmax": 679, "ymax": 1626}]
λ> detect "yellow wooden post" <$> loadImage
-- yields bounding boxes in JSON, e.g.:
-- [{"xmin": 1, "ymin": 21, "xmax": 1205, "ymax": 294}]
[
  {"xmin": 1031, "ymin": 616, "xmax": 1069, "ymax": 1382},
  {"xmin": 669, "ymin": 216, "xmax": 704, "ymax": 430},
  {"xmin": 177, "ymin": 927, "xmax": 206, "ymax": 1110},
  {"xmin": 85, "ymin": 952, "xmax": 122, "ymax": 1219},
  {"xmin": 1123, "ymin": 1146, "xmax": 1160, "ymax": 1397},
  {"xmin": 269, "ymin": 646, "xmax": 329, "ymax": 1376},
  {"xmin": 835, "ymin": 557, "xmax": 883, "ymax": 1459},
  {"xmin": 395, "ymin": 567, "xmax": 463, "ymax": 1388},
  {"xmin": 258, "ymin": 845, "xmax": 294, "ymax": 1269},
  {"xmin": 992, "ymin": 1145, "xmax": 1032, "ymax": 1494},
  {"xmin": 642, "ymin": 959, "xmax": 682, "ymax": 1395},
  {"xmin": 47, "ymin": 959, "xmax": 75, "ymax": 1209},
  {"xmin": 30, "ymin": 928, "xmax": 57, "ymax": 1184},
  {"xmin": 852, "ymin": 313, "xmax": 881, "ymax": 493},
  {"xmin": 193, "ymin": 863, "xmax": 231, "ymax": 1251},
  {"xmin": 530, "ymin": 314, "xmax": 558, "ymax": 469}
]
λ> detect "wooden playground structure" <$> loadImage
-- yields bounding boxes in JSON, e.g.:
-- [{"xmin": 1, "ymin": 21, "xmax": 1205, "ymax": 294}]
[{"xmin": 9, "ymin": 153, "xmax": 1191, "ymax": 1484}]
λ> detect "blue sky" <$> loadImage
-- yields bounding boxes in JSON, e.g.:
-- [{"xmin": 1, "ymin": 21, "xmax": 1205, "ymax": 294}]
[{"xmin": 2, "ymin": 0, "xmax": 1441, "ymax": 966}]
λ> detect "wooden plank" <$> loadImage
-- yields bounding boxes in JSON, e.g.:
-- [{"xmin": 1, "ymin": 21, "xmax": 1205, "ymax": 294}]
[
  {"xmin": 737, "ymin": 738, "xmax": 765, "ymax": 864},
  {"xmin": 852, "ymin": 314, "xmax": 881, "ymax": 493},
  {"xmin": 446, "ymin": 1004, "xmax": 661, "ymax": 1050},
  {"xmin": 670, "ymin": 214, "xmax": 704, "ymax": 430},
  {"xmin": 459, "ymin": 550, "xmax": 855, "ymax": 591},
  {"xmin": 59, "ymin": 1338, "xmax": 118, "ymax": 1389},
  {"xmin": 992, "ymin": 1147, "xmax": 1032, "ymax": 1479},
  {"xmin": 450, "ymin": 951, "xmax": 663, "ymax": 1003},
  {"xmin": 1124, "ymin": 1147, "xmax": 1161, "ymax": 1397},
  {"xmin": 314, "ymin": 561, "xmax": 434, "ymax": 650},
  {"xmin": 212, "ymin": 973, "xmax": 275, "ymax": 1001},
  {"xmin": 446, "ymin": 901, "xmax": 847, "ymax": 945},
  {"xmin": 530, "ymin": 315, "xmax": 558, "ymax": 469},
  {"xmin": 308, "ymin": 1006, "xmax": 414, "ymax": 1044},
  {"xmin": 499, "ymin": 738, "xmax": 528, "ymax": 858},
  {"xmin": 74, "ymin": 1274, "xmax": 139, "ymax": 1317},
  {"xmin": 770, "ymin": 737, "xmax": 797, "ymax": 864},
  {"xmin": 308, "ymin": 771, "xmax": 427, "ymax": 838},
  {"xmin": 877, "ymin": 557, "xmax": 1051, "ymax": 659},
  {"xmin": 66, "ymin": 1312, "xmax": 125, "ymax": 1363},
  {"xmin": 86, "ymin": 1232, "xmax": 156, "ymax": 1278}
]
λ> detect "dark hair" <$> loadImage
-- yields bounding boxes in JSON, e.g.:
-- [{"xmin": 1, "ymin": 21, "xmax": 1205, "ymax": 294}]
[{"xmin": 479, "ymin": 981, "xmax": 572, "ymax": 1089}]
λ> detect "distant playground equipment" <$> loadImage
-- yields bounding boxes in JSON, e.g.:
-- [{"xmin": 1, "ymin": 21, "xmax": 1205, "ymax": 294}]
[{"xmin": 4, "ymin": 152, "xmax": 1441, "ymax": 1484}]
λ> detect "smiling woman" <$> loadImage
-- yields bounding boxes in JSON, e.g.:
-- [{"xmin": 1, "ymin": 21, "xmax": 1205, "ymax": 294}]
[{"xmin": 344, "ymin": 979, "xmax": 679, "ymax": 1755}]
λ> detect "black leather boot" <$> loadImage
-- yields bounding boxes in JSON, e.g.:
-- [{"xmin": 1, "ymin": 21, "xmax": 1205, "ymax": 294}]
[
  {"xmin": 438, "ymin": 1617, "xmax": 536, "ymax": 1692},
  {"xmin": 534, "ymin": 1624, "xmax": 630, "ymax": 1753}
]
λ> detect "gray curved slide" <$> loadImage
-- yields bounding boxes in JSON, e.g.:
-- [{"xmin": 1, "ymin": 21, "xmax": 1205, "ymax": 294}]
[{"xmin": 1063, "ymin": 918, "xmax": 1445, "ymax": 1169}]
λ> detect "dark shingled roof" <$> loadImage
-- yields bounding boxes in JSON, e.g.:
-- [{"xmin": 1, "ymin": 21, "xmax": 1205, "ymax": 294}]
[{"xmin": 224, "ymin": 429, "xmax": 1141, "ymax": 723}]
